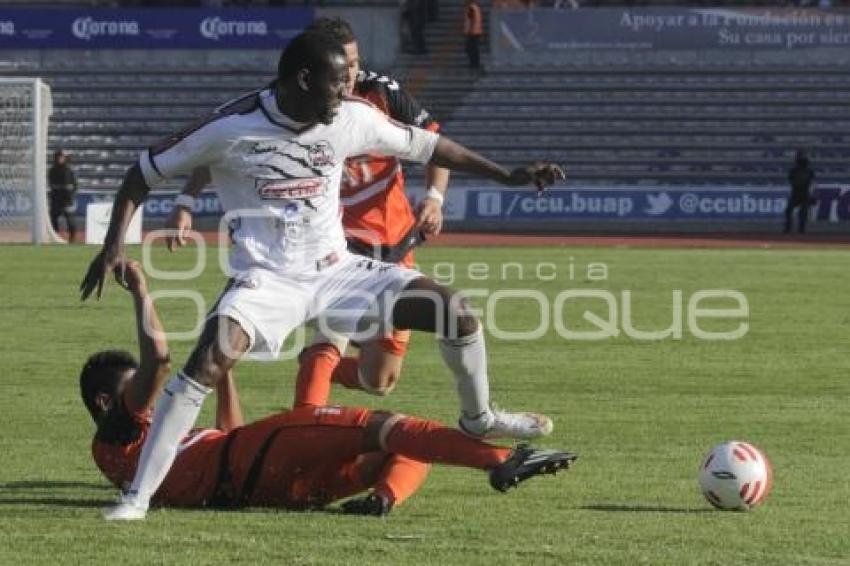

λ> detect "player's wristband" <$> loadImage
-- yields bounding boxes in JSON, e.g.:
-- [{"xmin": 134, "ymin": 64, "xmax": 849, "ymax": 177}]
[
  {"xmin": 174, "ymin": 194, "xmax": 195, "ymax": 210},
  {"xmin": 425, "ymin": 186, "xmax": 444, "ymax": 208}
]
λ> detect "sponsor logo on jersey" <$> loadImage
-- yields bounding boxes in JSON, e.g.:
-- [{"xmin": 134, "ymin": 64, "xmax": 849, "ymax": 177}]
[
  {"xmin": 314, "ymin": 406, "xmax": 342, "ymax": 416},
  {"xmin": 256, "ymin": 178, "xmax": 325, "ymax": 200},
  {"xmin": 307, "ymin": 142, "xmax": 335, "ymax": 169},
  {"xmin": 0, "ymin": 21, "xmax": 14, "ymax": 36},
  {"xmin": 72, "ymin": 17, "xmax": 139, "ymax": 40},
  {"xmin": 200, "ymin": 17, "xmax": 267, "ymax": 40},
  {"xmin": 246, "ymin": 140, "xmax": 335, "ymax": 177}
]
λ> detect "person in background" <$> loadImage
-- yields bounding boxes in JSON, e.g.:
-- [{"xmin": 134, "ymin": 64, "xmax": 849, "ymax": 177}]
[
  {"xmin": 784, "ymin": 149, "xmax": 816, "ymax": 235},
  {"xmin": 48, "ymin": 149, "xmax": 78, "ymax": 243},
  {"xmin": 464, "ymin": 0, "xmax": 483, "ymax": 72}
]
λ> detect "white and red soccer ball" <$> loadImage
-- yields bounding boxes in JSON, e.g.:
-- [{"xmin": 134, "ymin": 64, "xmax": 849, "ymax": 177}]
[{"xmin": 699, "ymin": 441, "xmax": 773, "ymax": 511}]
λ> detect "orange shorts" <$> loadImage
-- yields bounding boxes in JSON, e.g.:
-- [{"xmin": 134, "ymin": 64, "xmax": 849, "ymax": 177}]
[{"xmin": 226, "ymin": 406, "xmax": 380, "ymax": 508}]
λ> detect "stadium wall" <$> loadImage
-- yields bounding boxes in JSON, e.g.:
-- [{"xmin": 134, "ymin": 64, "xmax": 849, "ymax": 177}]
[
  {"xmin": 491, "ymin": 7, "xmax": 850, "ymax": 67},
  {"xmin": 0, "ymin": 7, "xmax": 398, "ymax": 73},
  {"xmin": 59, "ymin": 184, "xmax": 850, "ymax": 235},
  {"xmin": 6, "ymin": 7, "xmax": 850, "ymax": 235}
]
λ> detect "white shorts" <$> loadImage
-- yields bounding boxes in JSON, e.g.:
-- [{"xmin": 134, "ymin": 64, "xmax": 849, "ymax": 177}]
[{"xmin": 212, "ymin": 251, "xmax": 421, "ymax": 357}]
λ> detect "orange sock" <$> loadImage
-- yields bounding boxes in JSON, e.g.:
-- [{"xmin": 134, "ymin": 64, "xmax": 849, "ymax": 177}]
[
  {"xmin": 373, "ymin": 455, "xmax": 430, "ymax": 507},
  {"xmin": 384, "ymin": 416, "xmax": 511, "ymax": 470},
  {"xmin": 293, "ymin": 343, "xmax": 340, "ymax": 407},
  {"xmin": 331, "ymin": 356, "xmax": 362, "ymax": 390}
]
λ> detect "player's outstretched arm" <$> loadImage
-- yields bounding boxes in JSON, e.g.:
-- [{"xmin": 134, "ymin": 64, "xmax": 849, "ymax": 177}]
[
  {"xmin": 114, "ymin": 259, "xmax": 172, "ymax": 415},
  {"xmin": 352, "ymin": 102, "xmax": 562, "ymax": 194},
  {"xmin": 429, "ymin": 137, "xmax": 565, "ymax": 194},
  {"xmin": 79, "ymin": 165, "xmax": 151, "ymax": 301}
]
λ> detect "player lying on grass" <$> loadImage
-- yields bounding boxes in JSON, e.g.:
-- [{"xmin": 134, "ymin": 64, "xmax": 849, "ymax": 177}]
[
  {"xmin": 80, "ymin": 31, "xmax": 565, "ymax": 520},
  {"xmin": 81, "ymin": 260, "xmax": 577, "ymax": 515}
]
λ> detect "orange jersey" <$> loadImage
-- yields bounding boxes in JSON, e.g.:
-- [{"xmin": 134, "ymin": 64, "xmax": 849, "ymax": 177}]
[
  {"xmin": 91, "ymin": 399, "xmax": 383, "ymax": 508},
  {"xmin": 341, "ymin": 71, "xmax": 440, "ymax": 267}
]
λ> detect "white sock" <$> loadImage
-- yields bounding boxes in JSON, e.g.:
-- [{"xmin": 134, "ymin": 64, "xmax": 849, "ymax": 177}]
[
  {"xmin": 438, "ymin": 326, "xmax": 493, "ymax": 426},
  {"xmin": 127, "ymin": 372, "xmax": 210, "ymax": 507}
]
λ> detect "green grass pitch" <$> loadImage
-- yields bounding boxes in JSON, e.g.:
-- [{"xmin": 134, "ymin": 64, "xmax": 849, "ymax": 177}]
[{"xmin": 0, "ymin": 243, "xmax": 848, "ymax": 565}]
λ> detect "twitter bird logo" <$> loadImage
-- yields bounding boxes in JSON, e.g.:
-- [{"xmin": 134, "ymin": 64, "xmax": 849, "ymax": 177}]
[{"xmin": 645, "ymin": 192, "xmax": 673, "ymax": 216}]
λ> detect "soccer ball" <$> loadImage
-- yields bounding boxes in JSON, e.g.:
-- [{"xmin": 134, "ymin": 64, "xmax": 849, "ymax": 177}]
[{"xmin": 699, "ymin": 441, "xmax": 772, "ymax": 511}]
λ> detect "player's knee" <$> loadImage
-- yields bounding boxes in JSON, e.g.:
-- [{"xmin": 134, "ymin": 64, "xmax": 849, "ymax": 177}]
[
  {"xmin": 359, "ymin": 348, "xmax": 404, "ymax": 396},
  {"xmin": 447, "ymin": 293, "xmax": 479, "ymax": 338},
  {"xmin": 360, "ymin": 368, "xmax": 399, "ymax": 396}
]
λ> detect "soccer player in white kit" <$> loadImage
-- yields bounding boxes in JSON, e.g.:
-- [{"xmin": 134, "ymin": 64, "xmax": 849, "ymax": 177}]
[{"xmin": 80, "ymin": 31, "xmax": 565, "ymax": 521}]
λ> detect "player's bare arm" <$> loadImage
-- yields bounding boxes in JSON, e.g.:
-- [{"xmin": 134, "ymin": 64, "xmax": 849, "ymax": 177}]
[
  {"xmin": 80, "ymin": 165, "xmax": 151, "ymax": 301},
  {"xmin": 166, "ymin": 166, "xmax": 210, "ymax": 252},
  {"xmin": 215, "ymin": 370, "xmax": 244, "ymax": 432},
  {"xmin": 429, "ymin": 137, "xmax": 565, "ymax": 193},
  {"xmin": 113, "ymin": 258, "xmax": 172, "ymax": 414}
]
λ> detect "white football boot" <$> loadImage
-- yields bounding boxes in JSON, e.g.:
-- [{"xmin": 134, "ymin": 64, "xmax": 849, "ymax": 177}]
[{"xmin": 459, "ymin": 407, "xmax": 554, "ymax": 440}]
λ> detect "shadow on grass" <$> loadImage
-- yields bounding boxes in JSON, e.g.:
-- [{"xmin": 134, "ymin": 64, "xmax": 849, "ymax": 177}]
[
  {"xmin": 0, "ymin": 497, "xmax": 111, "ymax": 508},
  {"xmin": 0, "ymin": 481, "xmax": 113, "ymax": 509},
  {"xmin": 582, "ymin": 503, "xmax": 715, "ymax": 514},
  {"xmin": 0, "ymin": 480, "xmax": 112, "ymax": 490}
]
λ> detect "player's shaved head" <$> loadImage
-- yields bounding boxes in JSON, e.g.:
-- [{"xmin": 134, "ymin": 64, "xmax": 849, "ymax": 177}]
[{"xmin": 277, "ymin": 31, "xmax": 346, "ymax": 81}]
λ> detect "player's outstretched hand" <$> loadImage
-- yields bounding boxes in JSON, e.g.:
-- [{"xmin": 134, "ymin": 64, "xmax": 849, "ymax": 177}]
[
  {"xmin": 80, "ymin": 246, "xmax": 122, "ymax": 301},
  {"xmin": 113, "ymin": 258, "xmax": 146, "ymax": 294},
  {"xmin": 507, "ymin": 162, "xmax": 566, "ymax": 194},
  {"xmin": 165, "ymin": 205, "xmax": 193, "ymax": 252}
]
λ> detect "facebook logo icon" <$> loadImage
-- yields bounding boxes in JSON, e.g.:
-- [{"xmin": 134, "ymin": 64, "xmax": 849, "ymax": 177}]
[{"xmin": 476, "ymin": 192, "xmax": 502, "ymax": 217}]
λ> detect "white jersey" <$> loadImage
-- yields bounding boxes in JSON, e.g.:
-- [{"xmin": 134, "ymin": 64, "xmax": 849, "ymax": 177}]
[{"xmin": 139, "ymin": 87, "xmax": 439, "ymax": 273}]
